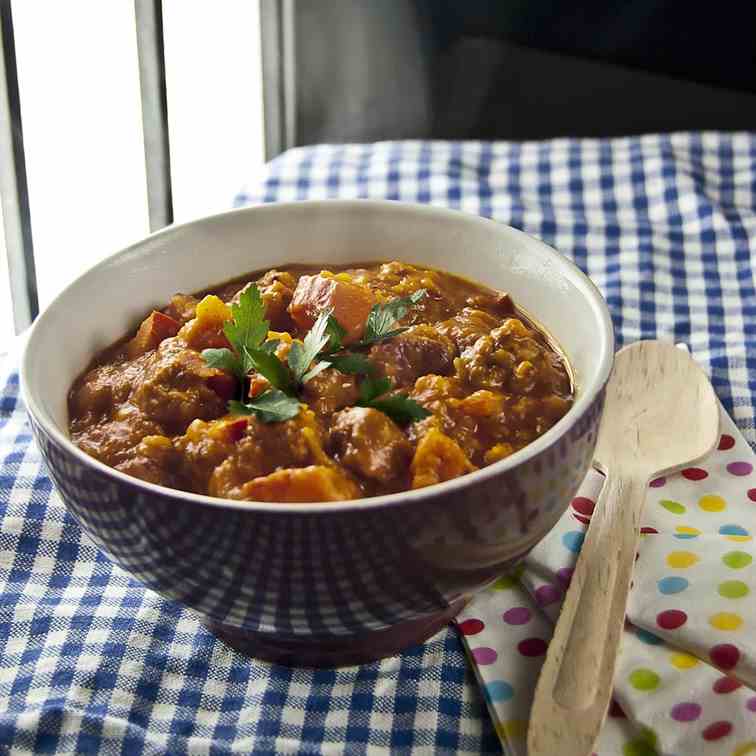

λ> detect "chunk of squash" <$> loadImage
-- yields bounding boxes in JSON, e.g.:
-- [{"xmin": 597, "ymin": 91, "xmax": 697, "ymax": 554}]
[
  {"xmin": 410, "ymin": 428, "xmax": 476, "ymax": 489},
  {"xmin": 240, "ymin": 465, "xmax": 359, "ymax": 502},
  {"xmin": 288, "ymin": 274, "xmax": 376, "ymax": 344},
  {"xmin": 449, "ymin": 390, "xmax": 505, "ymax": 418},
  {"xmin": 178, "ymin": 294, "xmax": 233, "ymax": 350}
]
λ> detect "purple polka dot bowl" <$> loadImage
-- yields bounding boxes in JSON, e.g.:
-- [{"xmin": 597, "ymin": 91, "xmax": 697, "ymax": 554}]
[{"xmin": 20, "ymin": 201, "xmax": 614, "ymax": 666}]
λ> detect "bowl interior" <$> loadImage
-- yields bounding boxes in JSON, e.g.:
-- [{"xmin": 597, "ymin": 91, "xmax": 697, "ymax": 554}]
[{"xmin": 22, "ymin": 200, "xmax": 613, "ymax": 489}]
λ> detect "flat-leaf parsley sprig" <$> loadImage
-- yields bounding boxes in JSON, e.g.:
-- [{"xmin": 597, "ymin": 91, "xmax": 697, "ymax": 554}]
[
  {"xmin": 321, "ymin": 289, "xmax": 428, "ymax": 378},
  {"xmin": 357, "ymin": 375, "xmax": 431, "ymax": 425},
  {"xmin": 359, "ymin": 289, "xmax": 426, "ymax": 345},
  {"xmin": 202, "ymin": 284, "xmax": 430, "ymax": 424},
  {"xmin": 202, "ymin": 286, "xmax": 300, "ymax": 422}
]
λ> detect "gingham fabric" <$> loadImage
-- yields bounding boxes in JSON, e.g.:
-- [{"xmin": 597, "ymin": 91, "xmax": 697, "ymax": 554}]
[
  {"xmin": 236, "ymin": 134, "xmax": 756, "ymax": 447},
  {"xmin": 0, "ymin": 134, "xmax": 754, "ymax": 755}
]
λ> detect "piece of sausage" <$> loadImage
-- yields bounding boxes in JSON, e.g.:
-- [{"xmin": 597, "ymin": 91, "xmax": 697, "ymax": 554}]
[{"xmin": 126, "ymin": 311, "xmax": 181, "ymax": 359}]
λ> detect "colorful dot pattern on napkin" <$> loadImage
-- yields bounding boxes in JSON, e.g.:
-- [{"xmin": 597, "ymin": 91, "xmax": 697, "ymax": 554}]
[{"xmin": 457, "ymin": 397, "xmax": 756, "ymax": 756}]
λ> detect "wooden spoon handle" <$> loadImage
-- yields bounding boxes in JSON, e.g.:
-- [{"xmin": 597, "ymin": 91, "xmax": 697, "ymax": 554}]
[{"xmin": 528, "ymin": 472, "xmax": 644, "ymax": 756}]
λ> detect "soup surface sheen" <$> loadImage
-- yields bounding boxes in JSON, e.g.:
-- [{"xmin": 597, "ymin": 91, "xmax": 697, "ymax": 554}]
[{"xmin": 68, "ymin": 262, "xmax": 573, "ymax": 501}]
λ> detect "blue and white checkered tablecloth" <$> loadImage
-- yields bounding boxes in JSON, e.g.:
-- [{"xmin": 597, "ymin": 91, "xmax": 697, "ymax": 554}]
[{"xmin": 1, "ymin": 133, "xmax": 754, "ymax": 755}]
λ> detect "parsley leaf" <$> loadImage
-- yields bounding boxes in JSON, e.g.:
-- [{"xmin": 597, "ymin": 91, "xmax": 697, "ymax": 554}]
[
  {"xmin": 202, "ymin": 347, "xmax": 243, "ymax": 381},
  {"xmin": 202, "ymin": 282, "xmax": 428, "ymax": 424},
  {"xmin": 245, "ymin": 347, "xmax": 295, "ymax": 392},
  {"xmin": 299, "ymin": 361, "xmax": 328, "ymax": 383},
  {"xmin": 229, "ymin": 390, "xmax": 301, "ymax": 423},
  {"xmin": 357, "ymin": 374, "xmax": 430, "ymax": 424},
  {"xmin": 361, "ymin": 289, "xmax": 427, "ymax": 346},
  {"xmin": 322, "ymin": 352, "xmax": 374, "ymax": 375},
  {"xmin": 202, "ymin": 284, "xmax": 307, "ymax": 422},
  {"xmin": 365, "ymin": 395, "xmax": 431, "ymax": 424},
  {"xmin": 324, "ymin": 315, "xmax": 346, "ymax": 353},
  {"xmin": 224, "ymin": 286, "xmax": 269, "ymax": 372},
  {"xmin": 359, "ymin": 375, "xmax": 393, "ymax": 402},
  {"xmin": 288, "ymin": 309, "xmax": 332, "ymax": 383}
]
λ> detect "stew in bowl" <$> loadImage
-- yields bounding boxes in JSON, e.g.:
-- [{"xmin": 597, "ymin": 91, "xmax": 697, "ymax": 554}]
[{"xmin": 69, "ymin": 261, "xmax": 573, "ymax": 502}]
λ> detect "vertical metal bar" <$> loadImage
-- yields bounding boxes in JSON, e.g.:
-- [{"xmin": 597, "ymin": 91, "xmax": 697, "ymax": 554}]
[
  {"xmin": 260, "ymin": 0, "xmax": 284, "ymax": 160},
  {"xmin": 0, "ymin": 1, "xmax": 38, "ymax": 332},
  {"xmin": 260, "ymin": 0, "xmax": 296, "ymax": 159},
  {"xmin": 281, "ymin": 0, "xmax": 296, "ymax": 152},
  {"xmin": 134, "ymin": 0, "xmax": 173, "ymax": 231}
]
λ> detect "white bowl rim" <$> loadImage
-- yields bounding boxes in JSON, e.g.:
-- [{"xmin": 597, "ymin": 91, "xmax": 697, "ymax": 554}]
[{"xmin": 21, "ymin": 199, "xmax": 615, "ymax": 514}]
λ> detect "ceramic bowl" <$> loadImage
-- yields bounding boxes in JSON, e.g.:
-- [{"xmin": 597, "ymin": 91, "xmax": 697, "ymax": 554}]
[{"xmin": 21, "ymin": 200, "xmax": 613, "ymax": 666}]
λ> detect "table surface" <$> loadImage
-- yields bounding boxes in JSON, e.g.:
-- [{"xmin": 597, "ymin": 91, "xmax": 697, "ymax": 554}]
[{"xmin": 1, "ymin": 132, "xmax": 754, "ymax": 755}]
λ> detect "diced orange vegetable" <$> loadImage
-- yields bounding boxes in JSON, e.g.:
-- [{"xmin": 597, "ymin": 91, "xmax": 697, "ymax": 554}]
[
  {"xmin": 240, "ymin": 465, "xmax": 360, "ymax": 502},
  {"xmin": 301, "ymin": 425, "xmax": 332, "ymax": 467},
  {"xmin": 288, "ymin": 274, "xmax": 376, "ymax": 344},
  {"xmin": 267, "ymin": 330, "xmax": 293, "ymax": 343},
  {"xmin": 483, "ymin": 442, "xmax": 515, "ymax": 464},
  {"xmin": 410, "ymin": 428, "xmax": 476, "ymax": 489},
  {"xmin": 248, "ymin": 375, "xmax": 270, "ymax": 399},
  {"xmin": 196, "ymin": 294, "xmax": 232, "ymax": 323},
  {"xmin": 127, "ymin": 311, "xmax": 180, "ymax": 359},
  {"xmin": 189, "ymin": 415, "xmax": 248, "ymax": 444},
  {"xmin": 139, "ymin": 434, "xmax": 174, "ymax": 451},
  {"xmin": 178, "ymin": 294, "xmax": 233, "ymax": 350},
  {"xmin": 449, "ymin": 390, "xmax": 505, "ymax": 418},
  {"xmin": 265, "ymin": 330, "xmax": 295, "ymax": 361}
]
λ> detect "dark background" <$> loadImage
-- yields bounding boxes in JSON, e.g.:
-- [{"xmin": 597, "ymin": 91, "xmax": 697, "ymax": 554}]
[{"xmin": 262, "ymin": 0, "xmax": 756, "ymax": 156}]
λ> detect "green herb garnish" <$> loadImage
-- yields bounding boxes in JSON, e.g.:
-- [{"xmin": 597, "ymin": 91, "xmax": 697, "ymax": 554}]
[
  {"xmin": 288, "ymin": 309, "xmax": 332, "ymax": 383},
  {"xmin": 357, "ymin": 375, "xmax": 431, "ymax": 425},
  {"xmin": 202, "ymin": 286, "xmax": 300, "ymax": 422},
  {"xmin": 321, "ymin": 352, "xmax": 374, "ymax": 375},
  {"xmin": 324, "ymin": 315, "xmax": 346, "ymax": 352},
  {"xmin": 246, "ymin": 347, "xmax": 295, "ymax": 393},
  {"xmin": 202, "ymin": 346, "xmax": 244, "ymax": 379},
  {"xmin": 358, "ymin": 375, "xmax": 393, "ymax": 402},
  {"xmin": 224, "ymin": 286, "xmax": 268, "ymax": 358},
  {"xmin": 202, "ymin": 284, "xmax": 429, "ymax": 424},
  {"xmin": 360, "ymin": 289, "xmax": 426, "ymax": 345},
  {"xmin": 229, "ymin": 391, "xmax": 301, "ymax": 423},
  {"xmin": 202, "ymin": 287, "xmax": 276, "ymax": 382}
]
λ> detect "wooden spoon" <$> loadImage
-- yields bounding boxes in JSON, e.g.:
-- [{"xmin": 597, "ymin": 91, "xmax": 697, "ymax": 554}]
[{"xmin": 527, "ymin": 341, "xmax": 719, "ymax": 756}]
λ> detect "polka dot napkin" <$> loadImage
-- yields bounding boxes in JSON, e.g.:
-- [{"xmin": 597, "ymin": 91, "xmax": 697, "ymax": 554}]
[{"xmin": 456, "ymin": 373, "xmax": 756, "ymax": 754}]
